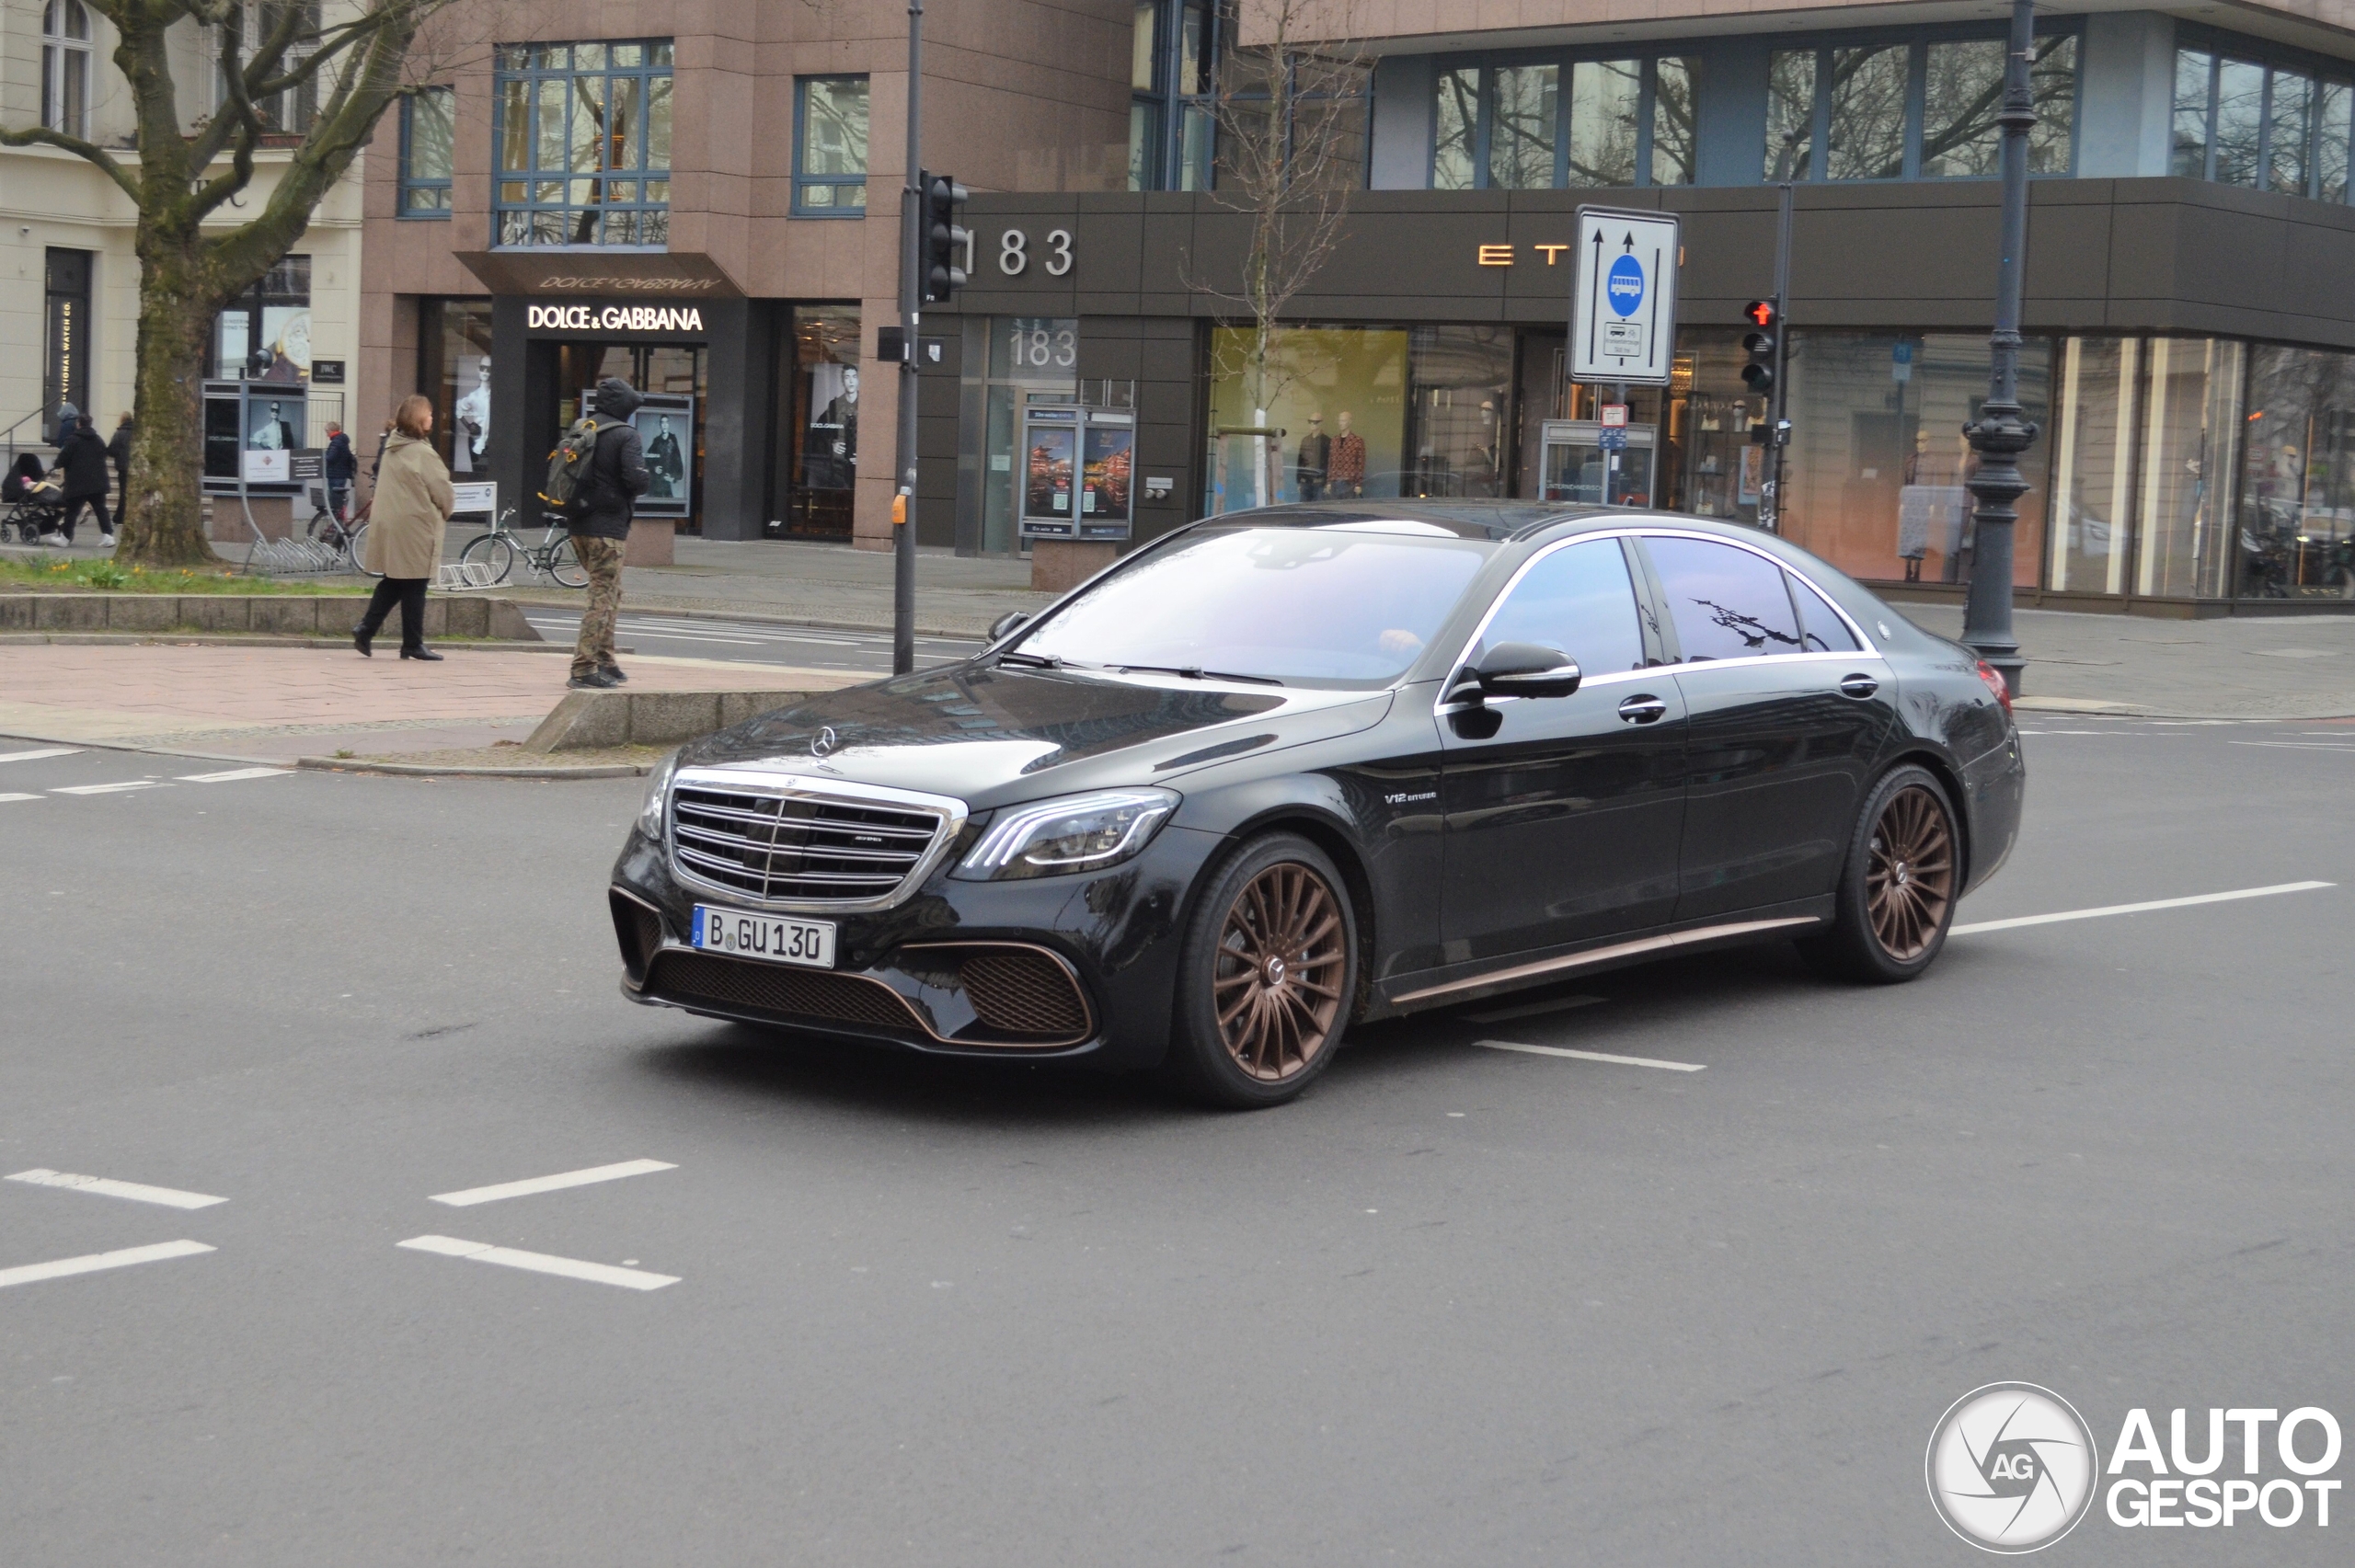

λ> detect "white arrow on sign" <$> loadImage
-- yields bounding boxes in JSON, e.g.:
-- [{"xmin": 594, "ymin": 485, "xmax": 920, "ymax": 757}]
[{"xmin": 1569, "ymin": 205, "xmax": 1681, "ymax": 387}]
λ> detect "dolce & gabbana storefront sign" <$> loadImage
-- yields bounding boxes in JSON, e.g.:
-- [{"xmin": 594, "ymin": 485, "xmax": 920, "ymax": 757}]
[{"xmin": 524, "ymin": 303, "xmax": 706, "ymax": 333}]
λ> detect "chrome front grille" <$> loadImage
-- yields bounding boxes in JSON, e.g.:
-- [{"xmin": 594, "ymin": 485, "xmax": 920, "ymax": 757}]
[{"xmin": 668, "ymin": 774, "xmax": 960, "ymax": 910}]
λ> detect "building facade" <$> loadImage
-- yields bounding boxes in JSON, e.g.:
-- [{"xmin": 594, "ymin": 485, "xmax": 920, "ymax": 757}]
[
  {"xmin": 364, "ymin": 2, "xmax": 2355, "ymax": 612},
  {"xmin": 1, "ymin": 2, "xmax": 365, "ymax": 468}
]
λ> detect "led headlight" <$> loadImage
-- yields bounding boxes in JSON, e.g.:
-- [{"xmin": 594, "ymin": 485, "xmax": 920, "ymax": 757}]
[
  {"xmin": 638, "ymin": 751, "xmax": 680, "ymax": 839},
  {"xmin": 954, "ymin": 788, "xmax": 1178, "ymax": 880}
]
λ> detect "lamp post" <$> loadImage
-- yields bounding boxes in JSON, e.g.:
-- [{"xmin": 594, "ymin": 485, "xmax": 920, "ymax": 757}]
[{"xmin": 1960, "ymin": 0, "xmax": 2038, "ymax": 695}]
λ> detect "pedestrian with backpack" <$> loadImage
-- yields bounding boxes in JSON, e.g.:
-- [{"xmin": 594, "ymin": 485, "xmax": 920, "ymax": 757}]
[{"xmin": 549, "ymin": 376, "xmax": 649, "ymax": 689}]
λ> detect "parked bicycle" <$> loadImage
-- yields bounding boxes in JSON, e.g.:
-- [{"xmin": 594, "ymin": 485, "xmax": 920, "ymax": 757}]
[
  {"xmin": 305, "ymin": 486, "xmax": 376, "ymax": 578},
  {"xmin": 455, "ymin": 506, "xmax": 588, "ymax": 589}
]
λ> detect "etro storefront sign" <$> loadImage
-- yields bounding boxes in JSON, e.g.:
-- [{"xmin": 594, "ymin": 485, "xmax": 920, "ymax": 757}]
[{"xmin": 524, "ymin": 303, "xmax": 706, "ymax": 333}]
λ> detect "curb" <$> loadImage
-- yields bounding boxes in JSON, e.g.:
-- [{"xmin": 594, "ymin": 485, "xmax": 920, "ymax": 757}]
[
  {"xmin": 0, "ymin": 633, "xmax": 564, "ymax": 652},
  {"xmin": 295, "ymin": 755, "xmax": 650, "ymax": 780},
  {"xmin": 0, "ymin": 729, "xmax": 306, "ymax": 767},
  {"xmin": 495, "ymin": 593, "xmax": 1002, "ymax": 640}
]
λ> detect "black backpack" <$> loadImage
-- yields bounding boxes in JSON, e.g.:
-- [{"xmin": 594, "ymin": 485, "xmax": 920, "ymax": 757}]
[{"xmin": 541, "ymin": 416, "xmax": 615, "ymax": 520}]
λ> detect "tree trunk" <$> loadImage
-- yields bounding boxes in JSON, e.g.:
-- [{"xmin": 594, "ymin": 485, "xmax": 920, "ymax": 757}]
[{"xmin": 119, "ymin": 242, "xmax": 224, "ymax": 569}]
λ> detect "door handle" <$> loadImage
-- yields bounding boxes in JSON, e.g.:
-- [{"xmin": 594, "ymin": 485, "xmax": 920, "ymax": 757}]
[
  {"xmin": 1838, "ymin": 674, "xmax": 1880, "ymax": 700},
  {"xmin": 1617, "ymin": 694, "xmax": 1669, "ymax": 725}
]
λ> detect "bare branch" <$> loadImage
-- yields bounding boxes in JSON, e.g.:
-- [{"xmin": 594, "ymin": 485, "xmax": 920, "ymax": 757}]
[{"xmin": 0, "ymin": 125, "xmax": 144, "ymax": 201}]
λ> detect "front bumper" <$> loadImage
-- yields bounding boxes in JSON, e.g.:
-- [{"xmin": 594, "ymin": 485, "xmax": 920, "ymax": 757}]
[{"xmin": 608, "ymin": 822, "xmax": 1224, "ymax": 1070}]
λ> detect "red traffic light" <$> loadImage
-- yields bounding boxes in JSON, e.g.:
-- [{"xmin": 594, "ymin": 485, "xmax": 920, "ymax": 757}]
[{"xmin": 1742, "ymin": 300, "xmax": 1775, "ymax": 327}]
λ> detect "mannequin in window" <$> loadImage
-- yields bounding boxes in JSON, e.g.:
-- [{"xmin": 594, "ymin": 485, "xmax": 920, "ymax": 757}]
[
  {"xmin": 1295, "ymin": 413, "xmax": 1329, "ymax": 501},
  {"xmin": 452, "ymin": 356, "xmax": 491, "ymax": 474},
  {"xmin": 1327, "ymin": 409, "xmax": 1366, "ymax": 499}
]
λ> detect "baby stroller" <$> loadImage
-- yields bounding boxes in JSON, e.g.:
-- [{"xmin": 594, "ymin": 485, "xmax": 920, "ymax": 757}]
[{"xmin": 3, "ymin": 452, "xmax": 67, "ymax": 543}]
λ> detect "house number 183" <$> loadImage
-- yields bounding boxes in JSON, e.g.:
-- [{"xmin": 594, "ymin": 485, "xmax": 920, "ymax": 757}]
[{"xmin": 998, "ymin": 228, "xmax": 1074, "ymax": 278}]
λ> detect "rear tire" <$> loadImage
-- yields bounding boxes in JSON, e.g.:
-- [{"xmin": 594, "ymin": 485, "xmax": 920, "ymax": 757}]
[
  {"xmin": 1798, "ymin": 763, "xmax": 1960, "ymax": 984},
  {"xmin": 1158, "ymin": 833, "xmax": 1358, "ymax": 1109},
  {"xmin": 547, "ymin": 536, "xmax": 590, "ymax": 589}
]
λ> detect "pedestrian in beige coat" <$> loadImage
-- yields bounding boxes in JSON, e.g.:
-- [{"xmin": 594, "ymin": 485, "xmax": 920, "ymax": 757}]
[{"xmin": 355, "ymin": 395, "xmax": 454, "ymax": 660}]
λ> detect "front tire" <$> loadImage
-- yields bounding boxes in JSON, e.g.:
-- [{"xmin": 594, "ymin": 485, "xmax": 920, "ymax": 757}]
[
  {"xmin": 347, "ymin": 522, "xmax": 383, "ymax": 578},
  {"xmin": 1160, "ymin": 833, "xmax": 1358, "ymax": 1108},
  {"xmin": 1798, "ymin": 763, "xmax": 1960, "ymax": 983}
]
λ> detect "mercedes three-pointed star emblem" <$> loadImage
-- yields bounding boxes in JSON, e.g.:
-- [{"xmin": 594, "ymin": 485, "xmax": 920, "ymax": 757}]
[{"xmin": 810, "ymin": 726, "xmax": 839, "ymax": 758}]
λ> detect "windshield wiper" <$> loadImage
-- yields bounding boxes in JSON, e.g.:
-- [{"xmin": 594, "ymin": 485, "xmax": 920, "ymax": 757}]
[
  {"xmin": 994, "ymin": 650, "xmax": 1063, "ymax": 668},
  {"xmin": 1114, "ymin": 664, "xmax": 1284, "ymax": 686}
]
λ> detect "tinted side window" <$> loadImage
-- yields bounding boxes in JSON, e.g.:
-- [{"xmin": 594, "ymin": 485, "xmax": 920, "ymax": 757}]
[
  {"xmin": 1644, "ymin": 536, "xmax": 1805, "ymax": 661},
  {"xmin": 1790, "ymin": 573, "xmax": 1863, "ymax": 651},
  {"xmin": 1479, "ymin": 539, "xmax": 1648, "ymax": 675}
]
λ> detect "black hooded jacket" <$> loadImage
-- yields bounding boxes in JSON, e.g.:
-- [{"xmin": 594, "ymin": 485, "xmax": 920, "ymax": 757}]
[
  {"xmin": 573, "ymin": 377, "xmax": 651, "ymax": 540},
  {"xmin": 57, "ymin": 427, "xmax": 111, "ymax": 500}
]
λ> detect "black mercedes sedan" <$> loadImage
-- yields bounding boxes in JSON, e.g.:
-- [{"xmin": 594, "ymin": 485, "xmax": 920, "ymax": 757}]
[{"xmin": 607, "ymin": 502, "xmax": 2024, "ymax": 1106}]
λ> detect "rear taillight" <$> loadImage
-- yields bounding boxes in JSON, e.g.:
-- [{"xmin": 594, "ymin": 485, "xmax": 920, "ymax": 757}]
[{"xmin": 1975, "ymin": 660, "xmax": 2014, "ymax": 715}]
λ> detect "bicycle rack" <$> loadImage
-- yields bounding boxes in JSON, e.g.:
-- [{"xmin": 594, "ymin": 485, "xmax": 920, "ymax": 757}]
[
  {"xmin": 436, "ymin": 561, "xmax": 502, "ymax": 591},
  {"xmin": 238, "ymin": 484, "xmax": 348, "ymax": 576}
]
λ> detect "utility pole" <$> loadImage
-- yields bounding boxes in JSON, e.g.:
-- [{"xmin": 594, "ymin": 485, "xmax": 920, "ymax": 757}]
[
  {"xmin": 1960, "ymin": 0, "xmax": 2038, "ymax": 696},
  {"xmin": 890, "ymin": 0, "xmax": 925, "ymax": 676}
]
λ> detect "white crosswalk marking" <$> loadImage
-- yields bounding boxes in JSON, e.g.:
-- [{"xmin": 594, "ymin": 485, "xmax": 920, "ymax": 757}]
[
  {"xmin": 51, "ymin": 780, "xmax": 167, "ymax": 795},
  {"xmin": 0, "ymin": 748, "xmax": 82, "ymax": 763},
  {"xmin": 0, "ymin": 793, "xmax": 40, "ymax": 804},
  {"xmin": 0, "ymin": 1240, "xmax": 215, "ymax": 1290},
  {"xmin": 6, "ymin": 1168, "xmax": 228, "ymax": 1209},
  {"xmin": 397, "ymin": 1235, "xmax": 679, "ymax": 1291},
  {"xmin": 431, "ymin": 1159, "xmax": 674, "ymax": 1207},
  {"xmin": 176, "ymin": 768, "xmax": 293, "ymax": 783}
]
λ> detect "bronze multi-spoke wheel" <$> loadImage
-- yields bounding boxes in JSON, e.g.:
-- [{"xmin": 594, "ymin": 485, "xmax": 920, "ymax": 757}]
[
  {"xmin": 1865, "ymin": 784, "xmax": 1956, "ymax": 961},
  {"xmin": 1212, "ymin": 861, "xmax": 1348, "ymax": 1082},
  {"xmin": 1165, "ymin": 834, "xmax": 1358, "ymax": 1107},
  {"xmin": 1799, "ymin": 764, "xmax": 1961, "ymax": 983}
]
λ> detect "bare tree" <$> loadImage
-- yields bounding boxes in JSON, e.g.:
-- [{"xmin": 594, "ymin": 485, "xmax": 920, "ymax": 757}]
[
  {"xmin": 3, "ymin": 1, "xmax": 465, "ymax": 567},
  {"xmin": 1193, "ymin": 0, "xmax": 1369, "ymax": 509}
]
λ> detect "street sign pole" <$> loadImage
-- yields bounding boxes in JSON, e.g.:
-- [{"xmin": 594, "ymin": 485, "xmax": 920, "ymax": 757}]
[
  {"xmin": 1568, "ymin": 206, "xmax": 1681, "ymax": 393},
  {"xmin": 1763, "ymin": 132, "xmax": 1800, "ymax": 534},
  {"xmin": 890, "ymin": 0, "xmax": 925, "ymax": 676}
]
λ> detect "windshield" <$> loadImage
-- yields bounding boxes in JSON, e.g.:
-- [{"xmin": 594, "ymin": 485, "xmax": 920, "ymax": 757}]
[{"xmin": 1017, "ymin": 525, "xmax": 1492, "ymax": 686}]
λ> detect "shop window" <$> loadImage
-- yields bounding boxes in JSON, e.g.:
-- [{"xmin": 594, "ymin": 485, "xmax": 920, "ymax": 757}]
[
  {"xmin": 213, "ymin": 255, "xmax": 311, "ymax": 382},
  {"xmin": 492, "ymin": 40, "xmax": 673, "ymax": 246},
  {"xmin": 400, "ymin": 87, "xmax": 454, "ymax": 215},
  {"xmin": 794, "ymin": 76, "xmax": 869, "ymax": 215},
  {"xmin": 41, "ymin": 0, "xmax": 91, "ymax": 139},
  {"xmin": 417, "ymin": 299, "xmax": 495, "ymax": 475},
  {"xmin": 2170, "ymin": 43, "xmax": 2354, "ymax": 200},
  {"xmin": 2138, "ymin": 338, "xmax": 2242, "ymax": 598},
  {"xmin": 771, "ymin": 306, "xmax": 862, "ymax": 536},
  {"xmin": 2240, "ymin": 344, "xmax": 2355, "ymax": 600},
  {"xmin": 1775, "ymin": 330, "xmax": 2049, "ymax": 589},
  {"xmin": 1768, "ymin": 31, "xmax": 2075, "ymax": 182},
  {"xmin": 1404, "ymin": 326, "xmax": 1513, "ymax": 499},
  {"xmin": 1437, "ymin": 54, "xmax": 1698, "ymax": 189},
  {"xmin": 1205, "ymin": 326, "xmax": 1407, "ymax": 511}
]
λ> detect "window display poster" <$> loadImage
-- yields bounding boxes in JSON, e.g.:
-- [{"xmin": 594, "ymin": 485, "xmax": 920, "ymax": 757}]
[
  {"xmin": 604, "ymin": 390, "xmax": 694, "ymax": 518},
  {"xmin": 452, "ymin": 353, "xmax": 491, "ymax": 474},
  {"xmin": 1023, "ymin": 424, "xmax": 1076, "ymax": 522},
  {"xmin": 246, "ymin": 394, "xmax": 304, "ymax": 456},
  {"xmin": 1206, "ymin": 326, "xmax": 1407, "ymax": 509},
  {"xmin": 1082, "ymin": 425, "xmax": 1132, "ymax": 523}
]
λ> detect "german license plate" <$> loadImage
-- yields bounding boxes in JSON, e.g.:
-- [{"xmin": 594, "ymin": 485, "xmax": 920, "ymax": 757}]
[{"xmin": 690, "ymin": 905, "xmax": 836, "ymax": 969}]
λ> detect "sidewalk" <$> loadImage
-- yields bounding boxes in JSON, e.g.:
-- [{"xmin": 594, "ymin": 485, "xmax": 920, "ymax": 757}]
[{"xmin": 0, "ymin": 646, "xmax": 856, "ymax": 763}]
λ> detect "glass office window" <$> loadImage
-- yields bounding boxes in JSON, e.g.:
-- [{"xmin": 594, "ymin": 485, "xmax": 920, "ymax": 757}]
[
  {"xmin": 795, "ymin": 76, "xmax": 869, "ymax": 213},
  {"xmin": 1826, "ymin": 45, "xmax": 1908, "ymax": 180},
  {"xmin": 1766, "ymin": 50, "xmax": 1817, "ymax": 178},
  {"xmin": 41, "ymin": 0, "xmax": 91, "ymax": 138},
  {"xmin": 2320, "ymin": 83, "xmax": 2352, "ymax": 201},
  {"xmin": 2027, "ymin": 35, "xmax": 2079, "ymax": 174},
  {"xmin": 1567, "ymin": 59, "xmax": 1639, "ymax": 187},
  {"xmin": 1651, "ymin": 57, "xmax": 1700, "ymax": 186},
  {"xmin": 400, "ymin": 87, "xmax": 454, "ymax": 215},
  {"xmin": 492, "ymin": 40, "xmax": 672, "ymax": 246},
  {"xmin": 1489, "ymin": 64, "xmax": 1559, "ymax": 189},
  {"xmin": 2169, "ymin": 46, "xmax": 2353, "ymax": 200},
  {"xmin": 2213, "ymin": 59, "xmax": 2265, "ymax": 187},
  {"xmin": 1433, "ymin": 67, "xmax": 1477, "ymax": 189},
  {"xmin": 2269, "ymin": 72, "xmax": 2312, "ymax": 195},
  {"xmin": 1923, "ymin": 41, "xmax": 2005, "ymax": 177},
  {"xmin": 2173, "ymin": 50, "xmax": 2214, "ymax": 177}
]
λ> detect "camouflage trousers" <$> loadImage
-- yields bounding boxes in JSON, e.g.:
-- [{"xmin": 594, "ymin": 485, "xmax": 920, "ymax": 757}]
[{"xmin": 570, "ymin": 533, "xmax": 626, "ymax": 676}]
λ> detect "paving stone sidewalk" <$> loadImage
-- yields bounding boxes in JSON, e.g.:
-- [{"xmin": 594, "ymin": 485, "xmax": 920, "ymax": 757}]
[{"xmin": 0, "ymin": 646, "xmax": 856, "ymax": 763}]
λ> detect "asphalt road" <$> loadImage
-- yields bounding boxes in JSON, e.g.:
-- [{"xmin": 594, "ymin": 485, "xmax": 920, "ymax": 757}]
[
  {"xmin": 4, "ymin": 720, "xmax": 2351, "ymax": 1564},
  {"xmin": 520, "ymin": 608, "xmax": 983, "ymax": 673}
]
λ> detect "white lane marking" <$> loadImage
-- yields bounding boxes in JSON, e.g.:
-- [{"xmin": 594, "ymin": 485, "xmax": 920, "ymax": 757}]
[
  {"xmin": 0, "ymin": 793, "xmax": 40, "ymax": 804},
  {"xmin": 1475, "ymin": 1039, "xmax": 1705, "ymax": 1072},
  {"xmin": 430, "ymin": 1158, "xmax": 675, "ymax": 1207},
  {"xmin": 1953, "ymin": 880, "xmax": 2336, "ymax": 936},
  {"xmin": 2229, "ymin": 741, "xmax": 2355, "ymax": 752},
  {"xmin": 0, "ymin": 1239, "xmax": 215, "ymax": 1290},
  {"xmin": 0, "ymin": 747, "xmax": 81, "ymax": 763},
  {"xmin": 396, "ymin": 1234, "xmax": 678, "ymax": 1291},
  {"xmin": 176, "ymin": 767, "xmax": 292, "ymax": 783},
  {"xmin": 6, "ymin": 1168, "xmax": 227, "ymax": 1209},
  {"xmin": 1465, "ymin": 993, "xmax": 1606, "ymax": 1024},
  {"xmin": 51, "ymin": 780, "xmax": 167, "ymax": 795}
]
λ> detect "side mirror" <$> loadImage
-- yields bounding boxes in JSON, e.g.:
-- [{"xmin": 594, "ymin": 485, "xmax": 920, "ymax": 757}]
[
  {"xmin": 1458, "ymin": 641, "xmax": 1581, "ymax": 702},
  {"xmin": 986, "ymin": 610, "xmax": 1032, "ymax": 644}
]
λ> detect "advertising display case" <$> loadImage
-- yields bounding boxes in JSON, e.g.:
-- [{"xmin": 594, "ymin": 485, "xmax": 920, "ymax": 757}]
[{"xmin": 1019, "ymin": 404, "xmax": 1133, "ymax": 541}]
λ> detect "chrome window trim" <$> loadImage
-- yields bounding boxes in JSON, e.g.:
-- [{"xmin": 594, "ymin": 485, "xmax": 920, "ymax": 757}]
[
  {"xmin": 1431, "ymin": 525, "xmax": 1883, "ymax": 718},
  {"xmin": 665, "ymin": 769, "xmax": 971, "ymax": 914}
]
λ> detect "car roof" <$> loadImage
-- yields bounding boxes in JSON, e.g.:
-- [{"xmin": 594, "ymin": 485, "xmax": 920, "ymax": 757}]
[{"xmin": 1200, "ymin": 499, "xmax": 1776, "ymax": 547}]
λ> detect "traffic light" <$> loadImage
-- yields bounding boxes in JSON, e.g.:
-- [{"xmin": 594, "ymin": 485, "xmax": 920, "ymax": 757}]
[
  {"xmin": 1740, "ymin": 301, "xmax": 1777, "ymax": 395},
  {"xmin": 921, "ymin": 170, "xmax": 970, "ymax": 303}
]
